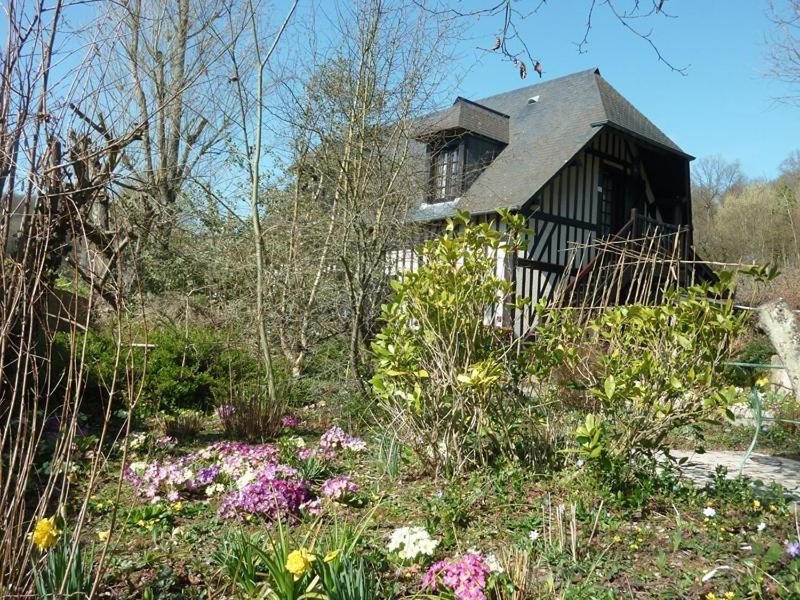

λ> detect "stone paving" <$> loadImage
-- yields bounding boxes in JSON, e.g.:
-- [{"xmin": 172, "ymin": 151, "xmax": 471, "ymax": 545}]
[{"xmin": 670, "ymin": 449, "xmax": 800, "ymax": 500}]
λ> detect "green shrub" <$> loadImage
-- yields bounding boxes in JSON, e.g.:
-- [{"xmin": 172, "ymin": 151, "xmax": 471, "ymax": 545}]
[
  {"xmin": 56, "ymin": 326, "xmax": 262, "ymax": 416},
  {"xmin": 531, "ymin": 282, "xmax": 744, "ymax": 482},
  {"xmin": 371, "ymin": 210, "xmax": 536, "ymax": 476}
]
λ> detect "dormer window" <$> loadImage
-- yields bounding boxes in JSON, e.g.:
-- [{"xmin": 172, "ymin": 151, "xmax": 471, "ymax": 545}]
[{"xmin": 415, "ymin": 96, "xmax": 509, "ymax": 204}]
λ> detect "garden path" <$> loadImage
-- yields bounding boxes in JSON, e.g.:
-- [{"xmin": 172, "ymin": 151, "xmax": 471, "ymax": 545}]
[{"xmin": 670, "ymin": 450, "xmax": 800, "ymax": 500}]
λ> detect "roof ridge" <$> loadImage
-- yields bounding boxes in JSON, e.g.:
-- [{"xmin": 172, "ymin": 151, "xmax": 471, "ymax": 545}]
[{"xmin": 472, "ymin": 67, "xmax": 600, "ymax": 106}]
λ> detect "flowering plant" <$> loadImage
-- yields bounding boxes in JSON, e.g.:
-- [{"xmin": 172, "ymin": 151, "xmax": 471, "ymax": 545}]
[
  {"xmin": 321, "ymin": 475, "xmax": 359, "ymax": 502},
  {"xmin": 387, "ymin": 526, "xmax": 439, "ymax": 561},
  {"xmin": 422, "ymin": 552, "xmax": 505, "ymax": 600}
]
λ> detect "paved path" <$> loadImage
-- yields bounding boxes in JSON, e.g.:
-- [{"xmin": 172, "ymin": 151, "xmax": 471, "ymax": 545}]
[{"xmin": 670, "ymin": 450, "xmax": 800, "ymax": 500}]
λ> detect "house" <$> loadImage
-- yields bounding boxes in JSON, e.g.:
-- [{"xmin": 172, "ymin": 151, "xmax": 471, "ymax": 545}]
[{"xmin": 394, "ymin": 68, "xmax": 702, "ymax": 336}]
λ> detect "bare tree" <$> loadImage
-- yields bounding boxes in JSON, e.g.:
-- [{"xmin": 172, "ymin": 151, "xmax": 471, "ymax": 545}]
[
  {"xmin": 768, "ymin": 0, "xmax": 800, "ymax": 104},
  {"xmin": 692, "ymin": 154, "xmax": 747, "ymax": 213},
  {"xmin": 104, "ymin": 0, "xmax": 238, "ymax": 251},
  {"xmin": 422, "ymin": 0, "xmax": 687, "ymax": 79},
  {"xmin": 0, "ymin": 1, "xmax": 138, "ymax": 592}
]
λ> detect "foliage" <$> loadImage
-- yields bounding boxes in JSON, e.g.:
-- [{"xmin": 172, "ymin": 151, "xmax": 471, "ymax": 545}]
[
  {"xmin": 371, "ymin": 210, "xmax": 537, "ymax": 476},
  {"xmin": 32, "ymin": 537, "xmax": 94, "ymax": 599},
  {"xmin": 530, "ymin": 281, "xmax": 744, "ymax": 483},
  {"xmin": 159, "ymin": 411, "xmax": 204, "ymax": 440},
  {"xmin": 56, "ymin": 326, "xmax": 262, "ymax": 415}
]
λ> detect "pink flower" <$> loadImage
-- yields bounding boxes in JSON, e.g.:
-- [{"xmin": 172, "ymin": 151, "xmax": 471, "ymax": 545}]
[
  {"xmin": 281, "ymin": 416, "xmax": 300, "ymax": 429},
  {"xmin": 321, "ymin": 475, "xmax": 359, "ymax": 501},
  {"xmin": 422, "ymin": 553, "xmax": 492, "ymax": 600}
]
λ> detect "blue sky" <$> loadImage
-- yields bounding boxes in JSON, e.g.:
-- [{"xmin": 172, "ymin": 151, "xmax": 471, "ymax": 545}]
[
  {"xmin": 6, "ymin": 1, "xmax": 797, "ymax": 180},
  {"xmin": 444, "ymin": 1, "xmax": 800, "ymax": 180}
]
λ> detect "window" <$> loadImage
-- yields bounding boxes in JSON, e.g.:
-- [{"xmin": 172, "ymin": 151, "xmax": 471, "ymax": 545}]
[{"xmin": 429, "ymin": 141, "xmax": 462, "ymax": 202}]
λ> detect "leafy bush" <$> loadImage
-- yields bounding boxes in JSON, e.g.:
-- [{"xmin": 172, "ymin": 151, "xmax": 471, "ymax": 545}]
[
  {"xmin": 371, "ymin": 211, "xmax": 536, "ymax": 476},
  {"xmin": 56, "ymin": 326, "xmax": 262, "ymax": 415},
  {"xmin": 531, "ymin": 282, "xmax": 744, "ymax": 482}
]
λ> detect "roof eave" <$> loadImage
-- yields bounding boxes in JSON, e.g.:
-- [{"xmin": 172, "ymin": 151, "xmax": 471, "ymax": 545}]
[{"xmin": 590, "ymin": 120, "xmax": 695, "ymax": 161}]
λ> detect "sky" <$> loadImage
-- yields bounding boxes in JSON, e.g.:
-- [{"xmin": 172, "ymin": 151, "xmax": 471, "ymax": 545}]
[
  {"xmin": 443, "ymin": 1, "xmax": 800, "ymax": 180},
  {"xmin": 4, "ymin": 1, "xmax": 797, "ymax": 180}
]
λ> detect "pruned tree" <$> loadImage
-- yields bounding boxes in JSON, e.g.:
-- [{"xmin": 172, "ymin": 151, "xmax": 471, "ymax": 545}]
[{"xmin": 103, "ymin": 0, "xmax": 239, "ymax": 254}]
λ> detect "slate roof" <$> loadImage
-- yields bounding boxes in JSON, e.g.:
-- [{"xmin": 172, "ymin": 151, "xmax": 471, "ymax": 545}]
[{"xmin": 409, "ymin": 68, "xmax": 689, "ymax": 222}]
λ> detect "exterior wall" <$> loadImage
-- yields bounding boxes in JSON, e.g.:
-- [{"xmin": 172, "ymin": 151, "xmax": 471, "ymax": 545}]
[{"xmin": 389, "ymin": 127, "xmax": 690, "ymax": 337}]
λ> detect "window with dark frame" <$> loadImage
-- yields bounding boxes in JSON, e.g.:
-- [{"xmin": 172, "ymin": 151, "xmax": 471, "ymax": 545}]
[{"xmin": 428, "ymin": 140, "xmax": 462, "ymax": 203}]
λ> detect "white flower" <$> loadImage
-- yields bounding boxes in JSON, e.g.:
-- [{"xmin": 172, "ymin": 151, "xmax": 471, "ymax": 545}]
[
  {"xmin": 236, "ymin": 470, "xmax": 256, "ymax": 490},
  {"xmin": 388, "ymin": 526, "xmax": 438, "ymax": 561},
  {"xmin": 128, "ymin": 461, "xmax": 148, "ymax": 475},
  {"xmin": 528, "ymin": 530, "xmax": 540, "ymax": 542},
  {"xmin": 703, "ymin": 507, "xmax": 717, "ymax": 518},
  {"xmin": 484, "ymin": 553, "xmax": 504, "ymax": 573},
  {"xmin": 757, "ymin": 522, "xmax": 767, "ymax": 532},
  {"xmin": 205, "ymin": 483, "xmax": 225, "ymax": 497}
]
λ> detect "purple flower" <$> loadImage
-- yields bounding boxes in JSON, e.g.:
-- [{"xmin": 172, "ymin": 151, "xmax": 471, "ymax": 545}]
[
  {"xmin": 196, "ymin": 465, "xmax": 221, "ymax": 486},
  {"xmin": 787, "ymin": 540, "xmax": 800, "ymax": 558},
  {"xmin": 422, "ymin": 553, "xmax": 492, "ymax": 600},
  {"xmin": 156, "ymin": 435, "xmax": 177, "ymax": 449},
  {"xmin": 321, "ymin": 475, "xmax": 359, "ymax": 501},
  {"xmin": 218, "ymin": 475, "xmax": 308, "ymax": 521},
  {"xmin": 281, "ymin": 416, "xmax": 300, "ymax": 429},
  {"xmin": 318, "ymin": 426, "xmax": 367, "ymax": 455}
]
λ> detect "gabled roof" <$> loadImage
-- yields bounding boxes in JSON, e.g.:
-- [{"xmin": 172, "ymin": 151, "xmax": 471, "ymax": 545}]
[{"xmin": 409, "ymin": 68, "xmax": 689, "ymax": 221}]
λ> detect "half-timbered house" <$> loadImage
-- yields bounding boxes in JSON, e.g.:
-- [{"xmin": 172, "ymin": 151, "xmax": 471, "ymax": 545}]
[{"xmin": 392, "ymin": 68, "xmax": 703, "ymax": 335}]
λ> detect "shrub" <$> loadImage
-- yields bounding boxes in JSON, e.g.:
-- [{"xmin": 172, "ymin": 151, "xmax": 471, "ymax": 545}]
[
  {"xmin": 57, "ymin": 326, "xmax": 262, "ymax": 416},
  {"xmin": 371, "ymin": 211, "xmax": 535, "ymax": 476},
  {"xmin": 531, "ymin": 282, "xmax": 744, "ymax": 481}
]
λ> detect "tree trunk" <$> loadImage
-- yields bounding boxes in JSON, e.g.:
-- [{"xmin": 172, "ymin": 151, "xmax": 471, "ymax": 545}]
[{"xmin": 758, "ymin": 299, "xmax": 800, "ymax": 405}]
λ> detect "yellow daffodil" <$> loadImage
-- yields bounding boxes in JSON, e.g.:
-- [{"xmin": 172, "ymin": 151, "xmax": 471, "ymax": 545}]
[
  {"xmin": 324, "ymin": 549, "xmax": 341, "ymax": 563},
  {"xmin": 285, "ymin": 548, "xmax": 316, "ymax": 580},
  {"xmin": 705, "ymin": 594, "xmax": 717, "ymax": 600},
  {"xmin": 31, "ymin": 517, "xmax": 62, "ymax": 551},
  {"xmin": 753, "ymin": 500, "xmax": 761, "ymax": 510},
  {"xmin": 769, "ymin": 505, "xmax": 777, "ymax": 512},
  {"xmin": 724, "ymin": 593, "xmax": 736, "ymax": 600},
  {"xmin": 756, "ymin": 376, "xmax": 770, "ymax": 388},
  {"xmin": 97, "ymin": 530, "xmax": 110, "ymax": 541}
]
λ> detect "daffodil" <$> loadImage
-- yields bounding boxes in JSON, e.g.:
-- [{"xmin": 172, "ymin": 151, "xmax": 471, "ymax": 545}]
[
  {"xmin": 323, "ymin": 549, "xmax": 341, "ymax": 563},
  {"xmin": 97, "ymin": 530, "xmax": 110, "ymax": 541},
  {"xmin": 753, "ymin": 500, "xmax": 761, "ymax": 510},
  {"xmin": 285, "ymin": 548, "xmax": 316, "ymax": 580},
  {"xmin": 31, "ymin": 517, "xmax": 62, "ymax": 551}
]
